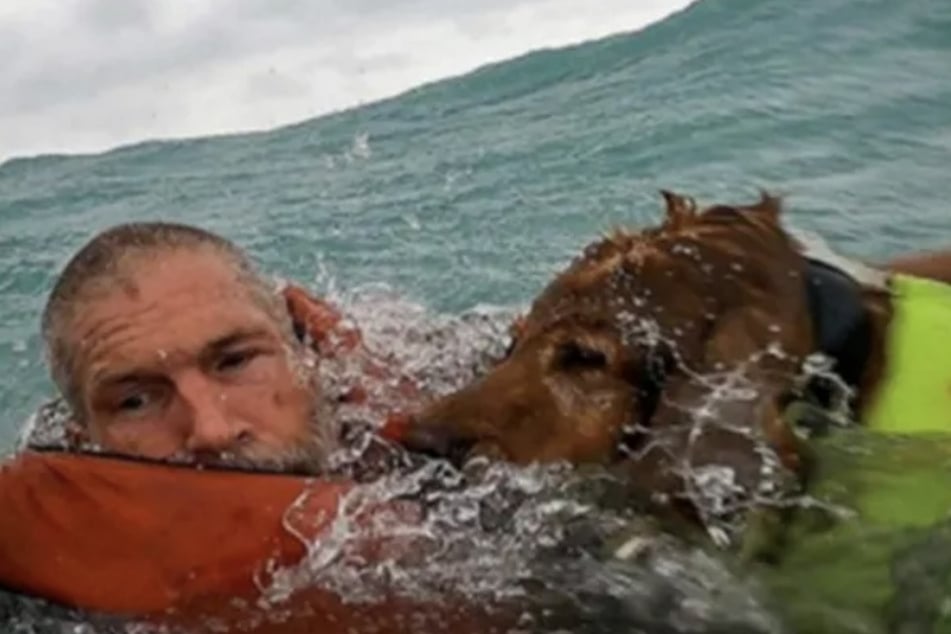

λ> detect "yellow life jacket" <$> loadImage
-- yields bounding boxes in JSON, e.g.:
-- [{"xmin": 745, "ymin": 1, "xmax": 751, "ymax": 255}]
[{"xmin": 865, "ymin": 274, "xmax": 951, "ymax": 433}]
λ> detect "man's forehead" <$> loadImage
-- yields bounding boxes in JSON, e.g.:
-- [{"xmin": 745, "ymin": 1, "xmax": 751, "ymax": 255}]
[
  {"xmin": 71, "ymin": 249, "xmax": 279, "ymax": 366},
  {"xmin": 113, "ymin": 247, "xmax": 251, "ymax": 295},
  {"xmin": 78, "ymin": 297, "xmax": 278, "ymax": 382}
]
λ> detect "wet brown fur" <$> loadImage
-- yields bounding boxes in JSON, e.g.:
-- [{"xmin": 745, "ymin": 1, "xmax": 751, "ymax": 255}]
[{"xmin": 406, "ymin": 191, "xmax": 893, "ymax": 524}]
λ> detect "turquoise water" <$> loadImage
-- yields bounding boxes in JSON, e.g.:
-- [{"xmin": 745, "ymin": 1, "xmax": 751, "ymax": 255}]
[{"xmin": 1, "ymin": 0, "xmax": 950, "ymax": 449}]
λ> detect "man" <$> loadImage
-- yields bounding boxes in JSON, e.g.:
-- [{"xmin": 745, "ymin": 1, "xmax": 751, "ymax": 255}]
[{"xmin": 38, "ymin": 221, "xmax": 414, "ymax": 473}]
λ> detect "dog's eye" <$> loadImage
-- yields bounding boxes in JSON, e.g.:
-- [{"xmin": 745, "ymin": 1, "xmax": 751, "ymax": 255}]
[{"xmin": 556, "ymin": 341, "xmax": 608, "ymax": 371}]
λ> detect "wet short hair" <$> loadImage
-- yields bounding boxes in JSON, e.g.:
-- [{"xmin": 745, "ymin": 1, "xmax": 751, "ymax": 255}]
[{"xmin": 41, "ymin": 222, "xmax": 286, "ymax": 417}]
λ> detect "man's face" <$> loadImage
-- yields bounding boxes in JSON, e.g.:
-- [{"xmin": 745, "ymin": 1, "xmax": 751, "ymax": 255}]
[{"xmin": 66, "ymin": 248, "xmax": 324, "ymax": 470}]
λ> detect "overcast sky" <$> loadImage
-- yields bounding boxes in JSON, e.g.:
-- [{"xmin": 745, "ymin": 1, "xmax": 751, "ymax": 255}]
[{"xmin": 1, "ymin": 0, "xmax": 692, "ymax": 162}]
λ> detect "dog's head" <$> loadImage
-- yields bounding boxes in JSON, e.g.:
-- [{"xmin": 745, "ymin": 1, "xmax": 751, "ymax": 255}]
[{"xmin": 406, "ymin": 192, "xmax": 815, "ymax": 514}]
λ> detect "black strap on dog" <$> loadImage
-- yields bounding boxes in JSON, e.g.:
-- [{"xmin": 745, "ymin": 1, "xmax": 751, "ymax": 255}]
[{"xmin": 802, "ymin": 258, "xmax": 872, "ymax": 400}]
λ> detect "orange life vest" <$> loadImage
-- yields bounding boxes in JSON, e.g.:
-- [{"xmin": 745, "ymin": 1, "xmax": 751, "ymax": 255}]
[{"xmin": 0, "ymin": 450, "xmax": 504, "ymax": 632}]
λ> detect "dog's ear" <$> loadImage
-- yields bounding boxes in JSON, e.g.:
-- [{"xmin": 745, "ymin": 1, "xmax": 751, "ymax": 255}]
[
  {"xmin": 632, "ymin": 311, "xmax": 806, "ymax": 526},
  {"xmin": 659, "ymin": 190, "xmax": 698, "ymax": 229},
  {"xmin": 749, "ymin": 190, "xmax": 783, "ymax": 224},
  {"xmin": 694, "ymin": 311, "xmax": 804, "ymax": 472}
]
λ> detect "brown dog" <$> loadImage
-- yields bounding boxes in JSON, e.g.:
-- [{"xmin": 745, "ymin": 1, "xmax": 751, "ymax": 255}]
[{"xmin": 403, "ymin": 191, "xmax": 951, "ymax": 531}]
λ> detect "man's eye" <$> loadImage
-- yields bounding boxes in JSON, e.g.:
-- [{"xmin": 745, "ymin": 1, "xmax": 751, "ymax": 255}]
[
  {"xmin": 117, "ymin": 392, "xmax": 152, "ymax": 413},
  {"xmin": 216, "ymin": 350, "xmax": 256, "ymax": 373}
]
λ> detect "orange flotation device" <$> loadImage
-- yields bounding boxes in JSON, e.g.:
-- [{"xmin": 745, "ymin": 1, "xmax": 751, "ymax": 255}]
[
  {"xmin": 0, "ymin": 287, "xmax": 503, "ymax": 631},
  {"xmin": 0, "ymin": 449, "xmax": 324, "ymax": 616},
  {"xmin": 0, "ymin": 450, "xmax": 503, "ymax": 632}
]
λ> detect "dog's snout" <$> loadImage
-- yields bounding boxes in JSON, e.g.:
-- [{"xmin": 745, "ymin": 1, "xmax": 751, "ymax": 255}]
[
  {"xmin": 402, "ymin": 424, "xmax": 450, "ymax": 455},
  {"xmin": 402, "ymin": 422, "xmax": 475, "ymax": 465}
]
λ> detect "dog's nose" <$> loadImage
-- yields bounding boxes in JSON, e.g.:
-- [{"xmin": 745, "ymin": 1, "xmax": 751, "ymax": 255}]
[
  {"xmin": 401, "ymin": 421, "xmax": 475, "ymax": 466},
  {"xmin": 402, "ymin": 424, "xmax": 450, "ymax": 455}
]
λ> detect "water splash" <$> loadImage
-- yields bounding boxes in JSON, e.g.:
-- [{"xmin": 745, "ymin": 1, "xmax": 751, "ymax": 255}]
[
  {"xmin": 262, "ymin": 458, "xmax": 783, "ymax": 633},
  {"xmin": 611, "ymin": 308, "xmax": 859, "ymax": 546}
]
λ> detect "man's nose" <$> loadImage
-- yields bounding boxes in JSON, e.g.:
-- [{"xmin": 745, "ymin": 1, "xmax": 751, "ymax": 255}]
[{"xmin": 177, "ymin": 373, "xmax": 251, "ymax": 454}]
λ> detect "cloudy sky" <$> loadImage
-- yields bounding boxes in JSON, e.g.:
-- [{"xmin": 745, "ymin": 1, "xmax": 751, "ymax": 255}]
[{"xmin": 1, "ymin": 0, "xmax": 691, "ymax": 162}]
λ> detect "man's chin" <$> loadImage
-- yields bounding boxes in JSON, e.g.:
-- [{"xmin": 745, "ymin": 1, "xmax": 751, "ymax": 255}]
[{"xmin": 166, "ymin": 442, "xmax": 328, "ymax": 476}]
